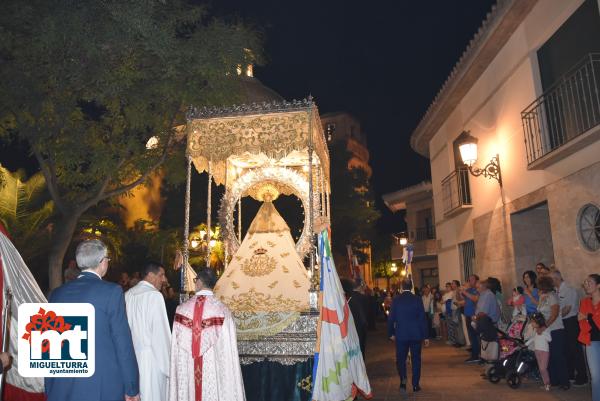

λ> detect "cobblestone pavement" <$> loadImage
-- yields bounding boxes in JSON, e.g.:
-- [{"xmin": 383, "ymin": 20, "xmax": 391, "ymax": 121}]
[{"xmin": 364, "ymin": 326, "xmax": 591, "ymax": 401}]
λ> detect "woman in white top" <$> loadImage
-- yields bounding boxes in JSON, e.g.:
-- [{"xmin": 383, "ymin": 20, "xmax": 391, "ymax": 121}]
[{"xmin": 537, "ymin": 276, "xmax": 570, "ymax": 390}]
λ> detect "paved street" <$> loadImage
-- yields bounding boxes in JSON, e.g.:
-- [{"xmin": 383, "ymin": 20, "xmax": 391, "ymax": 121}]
[{"xmin": 364, "ymin": 326, "xmax": 591, "ymax": 401}]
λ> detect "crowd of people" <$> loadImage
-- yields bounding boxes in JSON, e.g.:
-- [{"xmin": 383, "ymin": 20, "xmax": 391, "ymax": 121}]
[
  {"xmin": 408, "ymin": 263, "xmax": 600, "ymax": 399},
  {"xmin": 59, "ymin": 249, "xmax": 600, "ymax": 400}
]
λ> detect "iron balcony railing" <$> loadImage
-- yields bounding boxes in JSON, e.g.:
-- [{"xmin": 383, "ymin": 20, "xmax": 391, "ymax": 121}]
[
  {"xmin": 415, "ymin": 225, "xmax": 436, "ymax": 241},
  {"xmin": 522, "ymin": 53, "xmax": 600, "ymax": 164},
  {"xmin": 441, "ymin": 167, "xmax": 472, "ymax": 215}
]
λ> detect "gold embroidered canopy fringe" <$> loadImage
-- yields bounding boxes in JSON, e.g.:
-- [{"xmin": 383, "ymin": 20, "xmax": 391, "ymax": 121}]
[{"xmin": 185, "ymin": 99, "xmax": 330, "ymax": 187}]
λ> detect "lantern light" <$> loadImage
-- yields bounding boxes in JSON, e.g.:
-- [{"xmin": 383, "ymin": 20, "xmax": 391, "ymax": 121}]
[
  {"xmin": 456, "ymin": 130, "xmax": 502, "ymax": 186},
  {"xmin": 459, "ymin": 142, "xmax": 478, "ymax": 167}
]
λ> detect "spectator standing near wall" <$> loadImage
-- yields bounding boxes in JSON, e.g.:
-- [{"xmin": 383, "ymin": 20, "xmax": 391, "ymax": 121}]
[
  {"xmin": 421, "ymin": 285, "xmax": 434, "ymax": 340},
  {"xmin": 461, "ymin": 275, "xmax": 480, "ymax": 363},
  {"xmin": 523, "ymin": 270, "xmax": 540, "ymax": 315},
  {"xmin": 579, "ymin": 274, "xmax": 600, "ymax": 401},
  {"xmin": 442, "ymin": 283, "xmax": 454, "ymax": 345},
  {"xmin": 447, "ymin": 280, "xmax": 466, "ymax": 347},
  {"xmin": 434, "ymin": 290, "xmax": 445, "ymax": 340},
  {"xmin": 551, "ymin": 270, "xmax": 588, "ymax": 386},
  {"xmin": 537, "ymin": 275, "xmax": 570, "ymax": 390}
]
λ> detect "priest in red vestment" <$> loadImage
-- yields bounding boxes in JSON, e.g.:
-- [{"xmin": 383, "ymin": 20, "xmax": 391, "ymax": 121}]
[{"xmin": 168, "ymin": 267, "xmax": 246, "ymax": 401}]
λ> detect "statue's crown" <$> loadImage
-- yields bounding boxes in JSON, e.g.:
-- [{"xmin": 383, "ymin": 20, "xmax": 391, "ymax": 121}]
[{"xmin": 254, "ymin": 247, "xmax": 268, "ymax": 255}]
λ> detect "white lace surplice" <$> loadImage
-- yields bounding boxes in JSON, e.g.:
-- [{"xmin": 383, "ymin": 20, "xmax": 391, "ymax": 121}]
[{"xmin": 168, "ymin": 292, "xmax": 246, "ymax": 401}]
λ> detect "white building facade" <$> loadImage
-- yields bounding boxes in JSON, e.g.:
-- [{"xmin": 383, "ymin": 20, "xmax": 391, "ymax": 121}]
[
  {"xmin": 383, "ymin": 182, "xmax": 439, "ymax": 289},
  {"xmin": 410, "ymin": 0, "xmax": 600, "ymax": 291}
]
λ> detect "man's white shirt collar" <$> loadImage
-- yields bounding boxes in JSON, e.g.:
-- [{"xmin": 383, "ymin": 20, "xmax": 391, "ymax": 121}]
[
  {"xmin": 140, "ymin": 280, "xmax": 157, "ymax": 290},
  {"xmin": 196, "ymin": 289, "xmax": 214, "ymax": 296},
  {"xmin": 80, "ymin": 269, "xmax": 102, "ymax": 279}
]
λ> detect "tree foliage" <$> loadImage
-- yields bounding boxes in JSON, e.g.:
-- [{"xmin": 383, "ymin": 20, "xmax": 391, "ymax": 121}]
[
  {"xmin": 0, "ymin": 0, "xmax": 262, "ymax": 289},
  {"xmin": 329, "ymin": 140, "xmax": 380, "ymax": 264},
  {"xmin": 370, "ymin": 227, "xmax": 392, "ymax": 268}
]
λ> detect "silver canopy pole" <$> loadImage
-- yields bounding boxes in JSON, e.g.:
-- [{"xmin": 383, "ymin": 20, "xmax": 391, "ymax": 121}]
[{"xmin": 181, "ymin": 155, "xmax": 192, "ymax": 304}]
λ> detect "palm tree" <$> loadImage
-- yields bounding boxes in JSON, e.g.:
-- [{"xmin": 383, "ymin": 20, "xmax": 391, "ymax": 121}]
[{"xmin": 0, "ymin": 166, "xmax": 54, "ymax": 277}]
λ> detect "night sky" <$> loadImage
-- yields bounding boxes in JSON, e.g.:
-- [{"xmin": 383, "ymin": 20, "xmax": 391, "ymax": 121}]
[
  {"xmin": 213, "ymin": 0, "xmax": 496, "ymax": 231},
  {"xmin": 1, "ymin": 1, "xmax": 498, "ymax": 234}
]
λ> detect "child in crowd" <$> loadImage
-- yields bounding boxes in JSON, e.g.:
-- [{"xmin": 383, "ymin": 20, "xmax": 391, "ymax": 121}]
[
  {"xmin": 507, "ymin": 286, "xmax": 526, "ymax": 319},
  {"xmin": 525, "ymin": 312, "xmax": 552, "ymax": 391}
]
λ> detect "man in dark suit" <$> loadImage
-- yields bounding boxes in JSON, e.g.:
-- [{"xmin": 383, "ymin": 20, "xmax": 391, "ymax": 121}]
[
  {"xmin": 45, "ymin": 239, "xmax": 140, "ymax": 401},
  {"xmin": 341, "ymin": 278, "xmax": 369, "ymax": 358},
  {"xmin": 387, "ymin": 278, "xmax": 429, "ymax": 393}
]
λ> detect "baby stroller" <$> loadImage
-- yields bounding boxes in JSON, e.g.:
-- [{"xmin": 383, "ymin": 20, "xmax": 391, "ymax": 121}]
[
  {"xmin": 499, "ymin": 316, "xmax": 527, "ymax": 359},
  {"xmin": 488, "ymin": 317, "xmax": 539, "ymax": 388}
]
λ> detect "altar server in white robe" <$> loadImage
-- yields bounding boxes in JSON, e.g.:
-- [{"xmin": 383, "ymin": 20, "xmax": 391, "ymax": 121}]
[
  {"xmin": 168, "ymin": 267, "xmax": 246, "ymax": 401},
  {"xmin": 125, "ymin": 261, "xmax": 171, "ymax": 401}
]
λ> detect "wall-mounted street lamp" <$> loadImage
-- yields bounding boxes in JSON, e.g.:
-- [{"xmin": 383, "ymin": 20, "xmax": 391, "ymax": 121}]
[
  {"xmin": 399, "ymin": 236, "xmax": 408, "ymax": 246},
  {"xmin": 457, "ymin": 131, "xmax": 503, "ymax": 187}
]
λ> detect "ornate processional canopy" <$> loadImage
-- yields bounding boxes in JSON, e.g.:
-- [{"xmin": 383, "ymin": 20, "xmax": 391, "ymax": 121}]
[{"xmin": 184, "ymin": 98, "xmax": 331, "ymax": 260}]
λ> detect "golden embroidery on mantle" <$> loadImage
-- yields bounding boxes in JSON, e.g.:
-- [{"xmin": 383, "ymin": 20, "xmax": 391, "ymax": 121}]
[
  {"xmin": 241, "ymin": 252, "xmax": 277, "ymax": 277},
  {"xmin": 225, "ymin": 288, "xmax": 304, "ymax": 312}
]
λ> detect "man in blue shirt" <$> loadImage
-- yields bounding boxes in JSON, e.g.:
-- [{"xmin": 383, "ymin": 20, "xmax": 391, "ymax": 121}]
[
  {"xmin": 475, "ymin": 279, "xmax": 500, "ymax": 323},
  {"xmin": 388, "ymin": 279, "xmax": 428, "ymax": 393},
  {"xmin": 461, "ymin": 275, "xmax": 480, "ymax": 363}
]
